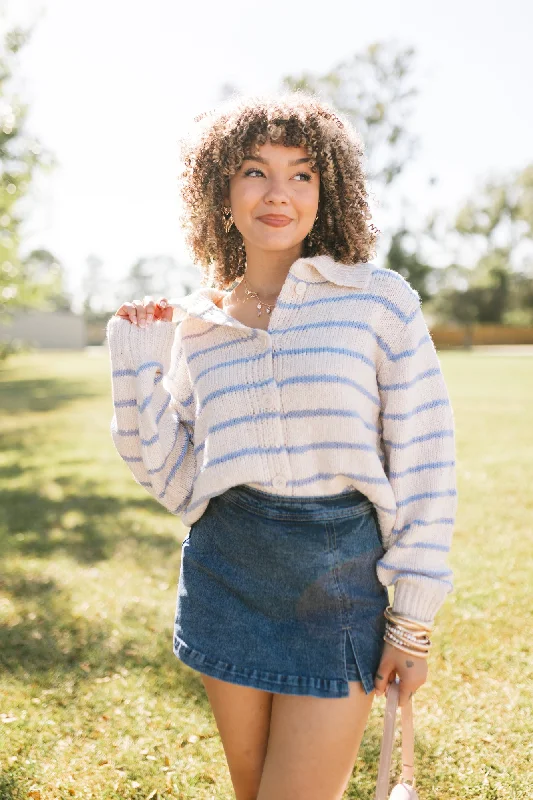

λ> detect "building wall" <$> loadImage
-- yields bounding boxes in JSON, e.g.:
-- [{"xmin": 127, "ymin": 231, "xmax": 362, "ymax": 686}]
[{"xmin": 0, "ymin": 311, "xmax": 87, "ymax": 349}]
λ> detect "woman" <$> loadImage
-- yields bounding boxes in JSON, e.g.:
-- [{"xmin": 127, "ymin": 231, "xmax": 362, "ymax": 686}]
[{"xmin": 107, "ymin": 92, "xmax": 457, "ymax": 800}]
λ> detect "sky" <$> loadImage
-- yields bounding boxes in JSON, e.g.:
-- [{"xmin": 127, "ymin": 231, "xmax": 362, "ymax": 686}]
[{"xmin": 3, "ymin": 0, "xmax": 533, "ymax": 308}]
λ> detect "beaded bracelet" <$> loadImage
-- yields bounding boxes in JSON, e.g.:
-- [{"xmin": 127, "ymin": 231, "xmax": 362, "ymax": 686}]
[
  {"xmin": 383, "ymin": 606, "xmax": 433, "ymax": 658},
  {"xmin": 384, "ymin": 623, "xmax": 430, "ymax": 647},
  {"xmin": 385, "ymin": 623, "xmax": 430, "ymax": 648}
]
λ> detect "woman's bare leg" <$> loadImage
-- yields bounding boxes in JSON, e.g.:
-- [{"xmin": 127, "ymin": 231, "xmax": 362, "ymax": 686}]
[
  {"xmin": 256, "ymin": 680, "xmax": 375, "ymax": 800},
  {"xmin": 200, "ymin": 673, "xmax": 273, "ymax": 800}
]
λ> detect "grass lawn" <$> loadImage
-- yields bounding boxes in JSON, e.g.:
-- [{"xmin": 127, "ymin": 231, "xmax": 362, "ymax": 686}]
[{"xmin": 0, "ymin": 348, "xmax": 532, "ymax": 799}]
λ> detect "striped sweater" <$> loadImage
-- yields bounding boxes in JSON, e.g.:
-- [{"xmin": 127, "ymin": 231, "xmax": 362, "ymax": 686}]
[{"xmin": 107, "ymin": 254, "xmax": 458, "ymax": 625}]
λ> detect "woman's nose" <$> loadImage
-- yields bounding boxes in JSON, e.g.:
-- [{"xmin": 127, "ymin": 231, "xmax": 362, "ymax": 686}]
[{"xmin": 263, "ymin": 179, "xmax": 290, "ymax": 204}]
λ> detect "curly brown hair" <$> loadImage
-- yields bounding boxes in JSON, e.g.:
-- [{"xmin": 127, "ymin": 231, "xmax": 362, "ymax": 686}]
[{"xmin": 178, "ymin": 91, "xmax": 380, "ymax": 290}]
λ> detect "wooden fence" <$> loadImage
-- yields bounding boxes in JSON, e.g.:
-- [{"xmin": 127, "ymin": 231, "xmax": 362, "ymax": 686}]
[{"xmin": 430, "ymin": 325, "xmax": 533, "ymax": 348}]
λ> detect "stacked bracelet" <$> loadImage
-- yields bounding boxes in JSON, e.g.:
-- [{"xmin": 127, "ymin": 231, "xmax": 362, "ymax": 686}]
[{"xmin": 383, "ymin": 605, "xmax": 433, "ymax": 659}]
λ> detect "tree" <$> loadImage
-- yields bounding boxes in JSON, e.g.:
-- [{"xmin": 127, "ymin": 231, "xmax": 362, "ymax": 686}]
[
  {"xmin": 383, "ymin": 228, "xmax": 433, "ymax": 303},
  {"xmin": 454, "ymin": 164, "xmax": 533, "ymax": 252},
  {"xmin": 428, "ymin": 164, "xmax": 533, "ymax": 327},
  {"xmin": 22, "ymin": 248, "xmax": 71, "ymax": 311},
  {"xmin": 0, "ymin": 15, "xmax": 58, "ymax": 345},
  {"xmin": 281, "ymin": 40, "xmax": 421, "ymax": 194}
]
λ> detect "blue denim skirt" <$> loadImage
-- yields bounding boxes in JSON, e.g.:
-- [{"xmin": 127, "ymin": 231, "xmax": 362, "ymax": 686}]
[{"xmin": 173, "ymin": 484, "xmax": 389, "ymax": 698}]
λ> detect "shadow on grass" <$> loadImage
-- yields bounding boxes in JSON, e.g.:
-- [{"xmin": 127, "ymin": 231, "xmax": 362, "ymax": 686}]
[
  {"xmin": 0, "ymin": 376, "xmax": 100, "ymax": 414},
  {"xmin": 0, "ymin": 566, "xmax": 210, "ymax": 710},
  {"xmin": 0, "ymin": 485, "xmax": 179, "ymax": 564},
  {"xmin": 0, "ymin": 767, "xmax": 29, "ymax": 800}
]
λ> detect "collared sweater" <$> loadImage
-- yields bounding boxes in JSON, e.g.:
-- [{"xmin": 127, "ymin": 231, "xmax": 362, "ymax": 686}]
[{"xmin": 107, "ymin": 254, "xmax": 458, "ymax": 625}]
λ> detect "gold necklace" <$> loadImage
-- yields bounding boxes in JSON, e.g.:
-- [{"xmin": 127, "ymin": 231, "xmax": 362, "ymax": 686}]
[
  {"xmin": 222, "ymin": 272, "xmax": 281, "ymax": 318},
  {"xmin": 224, "ymin": 275, "xmax": 279, "ymax": 318}
]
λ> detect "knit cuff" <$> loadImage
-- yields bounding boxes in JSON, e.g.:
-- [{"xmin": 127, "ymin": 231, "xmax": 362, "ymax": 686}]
[
  {"xmin": 106, "ymin": 316, "xmax": 178, "ymax": 373},
  {"xmin": 391, "ymin": 580, "xmax": 447, "ymax": 627}
]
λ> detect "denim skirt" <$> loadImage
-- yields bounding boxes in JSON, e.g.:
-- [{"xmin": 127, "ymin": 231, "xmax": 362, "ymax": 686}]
[{"xmin": 173, "ymin": 484, "xmax": 389, "ymax": 698}]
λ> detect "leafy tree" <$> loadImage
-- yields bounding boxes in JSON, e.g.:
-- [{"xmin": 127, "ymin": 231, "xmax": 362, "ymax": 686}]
[
  {"xmin": 504, "ymin": 262, "xmax": 533, "ymax": 326},
  {"xmin": 383, "ymin": 228, "xmax": 433, "ymax": 302},
  {"xmin": 22, "ymin": 248, "xmax": 71, "ymax": 311},
  {"xmin": 281, "ymin": 40, "xmax": 421, "ymax": 193},
  {"xmin": 0, "ymin": 14, "xmax": 59, "ymax": 356},
  {"xmin": 429, "ymin": 164, "xmax": 533, "ymax": 326}
]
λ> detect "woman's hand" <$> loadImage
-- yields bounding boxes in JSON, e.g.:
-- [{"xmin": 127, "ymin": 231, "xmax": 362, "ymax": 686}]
[
  {"xmin": 374, "ymin": 640, "xmax": 428, "ymax": 707},
  {"xmin": 115, "ymin": 296, "xmax": 173, "ymax": 326}
]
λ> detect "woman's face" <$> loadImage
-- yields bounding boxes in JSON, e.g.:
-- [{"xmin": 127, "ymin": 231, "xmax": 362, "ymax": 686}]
[{"xmin": 226, "ymin": 140, "xmax": 320, "ymax": 257}]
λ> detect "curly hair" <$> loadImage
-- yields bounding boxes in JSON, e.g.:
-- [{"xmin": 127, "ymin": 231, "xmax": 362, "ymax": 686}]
[{"xmin": 178, "ymin": 91, "xmax": 380, "ymax": 290}]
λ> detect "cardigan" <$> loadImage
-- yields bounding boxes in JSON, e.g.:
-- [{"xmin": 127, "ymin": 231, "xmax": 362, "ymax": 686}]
[{"xmin": 107, "ymin": 254, "xmax": 458, "ymax": 625}]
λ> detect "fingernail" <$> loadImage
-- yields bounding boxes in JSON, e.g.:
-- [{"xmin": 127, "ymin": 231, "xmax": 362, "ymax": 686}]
[
  {"xmin": 139, "ymin": 319, "xmax": 146, "ymax": 328},
  {"xmin": 159, "ymin": 299, "xmax": 168, "ymax": 308},
  {"xmin": 146, "ymin": 313, "xmax": 153, "ymax": 324}
]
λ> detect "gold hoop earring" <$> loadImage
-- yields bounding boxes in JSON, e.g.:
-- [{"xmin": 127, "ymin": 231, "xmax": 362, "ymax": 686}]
[{"xmin": 223, "ymin": 207, "xmax": 234, "ymax": 234}]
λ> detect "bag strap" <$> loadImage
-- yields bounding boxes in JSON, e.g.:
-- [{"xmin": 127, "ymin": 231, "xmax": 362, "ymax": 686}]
[{"xmin": 374, "ymin": 676, "xmax": 415, "ymax": 800}]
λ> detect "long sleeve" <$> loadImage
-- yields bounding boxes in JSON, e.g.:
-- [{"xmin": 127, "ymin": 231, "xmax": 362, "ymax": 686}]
[
  {"xmin": 375, "ymin": 298, "xmax": 458, "ymax": 625},
  {"xmin": 107, "ymin": 316, "xmax": 197, "ymax": 515}
]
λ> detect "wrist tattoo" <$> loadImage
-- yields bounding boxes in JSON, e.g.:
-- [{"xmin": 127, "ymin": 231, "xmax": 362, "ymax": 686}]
[
  {"xmin": 405, "ymin": 660, "xmax": 414, "ymax": 668},
  {"xmin": 376, "ymin": 673, "xmax": 384, "ymax": 680}
]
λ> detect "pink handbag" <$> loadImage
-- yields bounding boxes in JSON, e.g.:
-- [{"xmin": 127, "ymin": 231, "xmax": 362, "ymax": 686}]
[{"xmin": 374, "ymin": 676, "xmax": 420, "ymax": 800}]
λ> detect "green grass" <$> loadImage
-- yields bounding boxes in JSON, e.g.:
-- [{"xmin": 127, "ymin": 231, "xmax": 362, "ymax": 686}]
[{"xmin": 1, "ymin": 349, "xmax": 532, "ymax": 799}]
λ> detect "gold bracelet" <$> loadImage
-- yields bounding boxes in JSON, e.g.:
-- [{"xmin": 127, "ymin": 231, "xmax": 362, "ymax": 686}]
[
  {"xmin": 385, "ymin": 605, "xmax": 433, "ymax": 629},
  {"xmin": 387, "ymin": 637, "xmax": 431, "ymax": 654},
  {"xmin": 384, "ymin": 606, "xmax": 433, "ymax": 634},
  {"xmin": 385, "ymin": 606, "xmax": 433, "ymax": 632},
  {"xmin": 383, "ymin": 633, "xmax": 430, "ymax": 658}
]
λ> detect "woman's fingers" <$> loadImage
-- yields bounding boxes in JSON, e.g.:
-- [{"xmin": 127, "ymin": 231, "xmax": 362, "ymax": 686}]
[
  {"xmin": 115, "ymin": 302, "xmax": 138, "ymax": 325},
  {"xmin": 132, "ymin": 299, "xmax": 147, "ymax": 328},
  {"xmin": 374, "ymin": 664, "xmax": 395, "ymax": 697},
  {"xmin": 154, "ymin": 297, "xmax": 173, "ymax": 322},
  {"xmin": 159, "ymin": 297, "xmax": 173, "ymax": 322},
  {"xmin": 115, "ymin": 297, "xmax": 172, "ymax": 325},
  {"xmin": 374, "ymin": 643, "xmax": 395, "ymax": 696},
  {"xmin": 142, "ymin": 296, "xmax": 156, "ymax": 326}
]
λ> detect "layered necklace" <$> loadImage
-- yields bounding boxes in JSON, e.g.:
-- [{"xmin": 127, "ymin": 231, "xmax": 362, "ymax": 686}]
[
  {"xmin": 224, "ymin": 275, "xmax": 279, "ymax": 318},
  {"xmin": 242, "ymin": 276, "xmax": 279, "ymax": 317}
]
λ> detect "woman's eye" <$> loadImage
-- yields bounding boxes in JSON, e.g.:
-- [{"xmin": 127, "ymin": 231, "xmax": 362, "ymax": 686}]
[{"xmin": 243, "ymin": 168, "xmax": 312, "ymax": 182}]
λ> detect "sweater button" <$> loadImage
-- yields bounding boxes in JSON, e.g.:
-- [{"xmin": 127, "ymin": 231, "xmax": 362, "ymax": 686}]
[
  {"xmin": 294, "ymin": 281, "xmax": 307, "ymax": 296},
  {"xmin": 272, "ymin": 474, "xmax": 287, "ymax": 490}
]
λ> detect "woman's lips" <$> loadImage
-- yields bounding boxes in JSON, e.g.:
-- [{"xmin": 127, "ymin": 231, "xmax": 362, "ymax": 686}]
[{"xmin": 257, "ymin": 215, "xmax": 293, "ymax": 227}]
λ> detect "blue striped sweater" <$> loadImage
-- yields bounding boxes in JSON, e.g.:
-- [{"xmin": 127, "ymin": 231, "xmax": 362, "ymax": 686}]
[{"xmin": 107, "ymin": 255, "xmax": 458, "ymax": 624}]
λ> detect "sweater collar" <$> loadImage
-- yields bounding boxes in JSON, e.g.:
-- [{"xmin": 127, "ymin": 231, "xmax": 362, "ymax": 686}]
[
  {"xmin": 302, "ymin": 255, "xmax": 373, "ymax": 288},
  {"xmin": 170, "ymin": 255, "xmax": 373, "ymax": 326}
]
